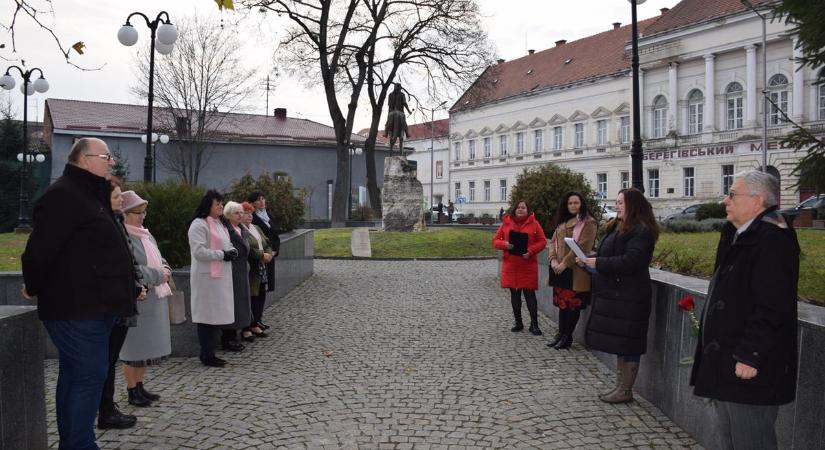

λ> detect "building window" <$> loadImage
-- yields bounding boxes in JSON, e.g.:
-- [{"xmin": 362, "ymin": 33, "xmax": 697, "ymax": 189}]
[
  {"xmin": 483, "ymin": 137, "xmax": 491, "ymax": 158},
  {"xmin": 499, "ymin": 179, "xmax": 507, "ymax": 201},
  {"xmin": 484, "ymin": 180, "xmax": 491, "ymax": 202},
  {"xmin": 819, "ymin": 73, "xmax": 825, "ymax": 120},
  {"xmin": 499, "ymin": 135, "xmax": 508, "ymax": 156},
  {"xmin": 683, "ymin": 167, "xmax": 695, "ymax": 197},
  {"xmin": 726, "ymin": 82, "xmax": 744, "ymax": 130},
  {"xmin": 454, "ymin": 142, "xmax": 461, "ymax": 160},
  {"xmin": 454, "ymin": 182, "xmax": 461, "ymax": 199},
  {"xmin": 647, "ymin": 168, "xmax": 660, "ymax": 198},
  {"xmin": 553, "ymin": 126, "xmax": 563, "ymax": 150},
  {"xmin": 468, "ymin": 181, "xmax": 475, "ymax": 202},
  {"xmin": 619, "ymin": 116, "xmax": 630, "ymax": 144},
  {"xmin": 687, "ymin": 89, "xmax": 704, "ymax": 135},
  {"xmin": 435, "ymin": 161, "xmax": 443, "ymax": 179},
  {"xmin": 722, "ymin": 164, "xmax": 734, "ymax": 195},
  {"xmin": 574, "ymin": 123, "xmax": 584, "ymax": 148},
  {"xmin": 534, "ymin": 129, "xmax": 543, "ymax": 153},
  {"xmin": 596, "ymin": 120, "xmax": 607, "ymax": 146},
  {"xmin": 621, "ymin": 171, "xmax": 630, "ymax": 189},
  {"xmin": 596, "ymin": 173, "xmax": 608, "ymax": 197},
  {"xmin": 516, "ymin": 132, "xmax": 524, "ymax": 154},
  {"xmin": 468, "ymin": 140, "xmax": 476, "ymax": 160},
  {"xmin": 768, "ymin": 74, "xmax": 789, "ymax": 126},
  {"xmin": 653, "ymin": 95, "xmax": 668, "ymax": 138}
]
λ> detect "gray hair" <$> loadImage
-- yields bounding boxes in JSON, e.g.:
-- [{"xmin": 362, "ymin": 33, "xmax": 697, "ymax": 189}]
[
  {"xmin": 735, "ymin": 169, "xmax": 779, "ymax": 208},
  {"xmin": 223, "ymin": 201, "xmax": 243, "ymax": 217},
  {"xmin": 67, "ymin": 138, "xmax": 93, "ymax": 163}
]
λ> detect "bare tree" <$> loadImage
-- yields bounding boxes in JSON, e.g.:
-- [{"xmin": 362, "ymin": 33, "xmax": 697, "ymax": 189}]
[{"xmin": 132, "ymin": 15, "xmax": 256, "ymax": 185}]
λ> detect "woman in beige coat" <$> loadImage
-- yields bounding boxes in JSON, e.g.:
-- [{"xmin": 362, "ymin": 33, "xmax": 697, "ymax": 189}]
[{"xmin": 547, "ymin": 191, "xmax": 598, "ymax": 350}]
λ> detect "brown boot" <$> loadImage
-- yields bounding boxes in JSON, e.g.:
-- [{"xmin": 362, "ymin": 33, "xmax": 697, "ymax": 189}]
[
  {"xmin": 599, "ymin": 357, "xmax": 623, "ymax": 398},
  {"xmin": 600, "ymin": 360, "xmax": 638, "ymax": 404}
]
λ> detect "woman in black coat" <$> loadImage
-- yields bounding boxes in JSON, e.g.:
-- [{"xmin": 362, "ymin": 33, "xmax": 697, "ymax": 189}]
[
  {"xmin": 577, "ymin": 188, "xmax": 659, "ymax": 404},
  {"xmin": 220, "ymin": 201, "xmax": 252, "ymax": 352}
]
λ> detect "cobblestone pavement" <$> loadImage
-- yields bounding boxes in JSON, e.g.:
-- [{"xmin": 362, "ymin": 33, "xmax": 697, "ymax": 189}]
[{"xmin": 45, "ymin": 260, "xmax": 701, "ymax": 449}]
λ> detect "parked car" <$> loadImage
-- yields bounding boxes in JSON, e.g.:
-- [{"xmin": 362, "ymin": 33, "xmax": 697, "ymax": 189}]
[
  {"xmin": 665, "ymin": 204, "xmax": 702, "ymax": 221},
  {"xmin": 600, "ymin": 205, "xmax": 618, "ymax": 220},
  {"xmin": 778, "ymin": 194, "xmax": 825, "ymax": 222}
]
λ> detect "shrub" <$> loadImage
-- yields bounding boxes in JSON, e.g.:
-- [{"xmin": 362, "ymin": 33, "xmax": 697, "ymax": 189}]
[
  {"xmin": 509, "ymin": 163, "xmax": 600, "ymax": 235},
  {"xmin": 130, "ymin": 181, "xmax": 206, "ymax": 268},
  {"xmin": 662, "ymin": 218, "xmax": 727, "ymax": 233},
  {"xmin": 696, "ymin": 202, "xmax": 727, "ymax": 221},
  {"xmin": 226, "ymin": 173, "xmax": 306, "ymax": 232}
]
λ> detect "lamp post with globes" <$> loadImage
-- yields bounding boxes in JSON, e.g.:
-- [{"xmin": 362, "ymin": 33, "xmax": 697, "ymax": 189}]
[
  {"xmin": 427, "ymin": 100, "xmax": 448, "ymax": 223},
  {"xmin": 141, "ymin": 132, "xmax": 170, "ymax": 183},
  {"xmin": 628, "ymin": 0, "xmax": 646, "ymax": 192},
  {"xmin": 117, "ymin": 11, "xmax": 178, "ymax": 182},
  {"xmin": 347, "ymin": 143, "xmax": 363, "ymax": 220},
  {"xmin": 0, "ymin": 66, "xmax": 50, "ymax": 230}
]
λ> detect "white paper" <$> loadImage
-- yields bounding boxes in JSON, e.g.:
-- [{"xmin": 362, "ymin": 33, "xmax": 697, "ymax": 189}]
[{"xmin": 564, "ymin": 237, "xmax": 589, "ymax": 261}]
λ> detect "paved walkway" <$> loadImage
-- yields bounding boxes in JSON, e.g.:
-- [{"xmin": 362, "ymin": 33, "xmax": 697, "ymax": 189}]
[
  {"xmin": 350, "ymin": 228, "xmax": 372, "ymax": 257},
  {"xmin": 46, "ymin": 260, "xmax": 700, "ymax": 449}
]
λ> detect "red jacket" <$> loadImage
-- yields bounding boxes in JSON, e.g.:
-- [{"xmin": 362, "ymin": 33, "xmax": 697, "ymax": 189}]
[{"xmin": 493, "ymin": 213, "xmax": 547, "ymax": 290}]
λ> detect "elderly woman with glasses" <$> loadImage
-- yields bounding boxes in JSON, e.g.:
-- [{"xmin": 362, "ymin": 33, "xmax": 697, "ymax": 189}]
[
  {"xmin": 219, "ymin": 201, "xmax": 253, "ymax": 352},
  {"xmin": 118, "ymin": 191, "xmax": 172, "ymax": 408}
]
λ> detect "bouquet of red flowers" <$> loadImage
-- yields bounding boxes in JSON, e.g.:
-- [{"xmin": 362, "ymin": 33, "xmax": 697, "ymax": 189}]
[{"xmin": 677, "ymin": 294, "xmax": 700, "ymax": 336}]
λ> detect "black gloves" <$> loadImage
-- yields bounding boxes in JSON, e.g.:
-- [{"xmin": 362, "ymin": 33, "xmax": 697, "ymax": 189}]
[{"xmin": 223, "ymin": 248, "xmax": 239, "ymax": 261}]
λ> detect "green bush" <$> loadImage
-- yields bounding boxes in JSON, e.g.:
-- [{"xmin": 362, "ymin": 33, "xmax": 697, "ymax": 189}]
[
  {"xmin": 226, "ymin": 173, "xmax": 305, "ymax": 232},
  {"xmin": 130, "ymin": 181, "xmax": 206, "ymax": 268},
  {"xmin": 696, "ymin": 202, "xmax": 727, "ymax": 221},
  {"xmin": 509, "ymin": 163, "xmax": 600, "ymax": 235},
  {"xmin": 661, "ymin": 218, "xmax": 726, "ymax": 233}
]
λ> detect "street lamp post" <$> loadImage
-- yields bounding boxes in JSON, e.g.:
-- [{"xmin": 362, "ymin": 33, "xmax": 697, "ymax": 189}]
[
  {"xmin": 629, "ymin": 0, "xmax": 646, "ymax": 192},
  {"xmin": 347, "ymin": 143, "xmax": 362, "ymax": 220},
  {"xmin": 428, "ymin": 101, "xmax": 448, "ymax": 223},
  {"xmin": 118, "ymin": 11, "xmax": 178, "ymax": 182},
  {"xmin": 1, "ymin": 66, "xmax": 50, "ymax": 231},
  {"xmin": 741, "ymin": 0, "xmax": 768, "ymax": 173},
  {"xmin": 141, "ymin": 132, "xmax": 170, "ymax": 183}
]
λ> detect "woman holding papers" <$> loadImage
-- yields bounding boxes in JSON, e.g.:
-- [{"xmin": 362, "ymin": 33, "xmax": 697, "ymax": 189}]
[
  {"xmin": 547, "ymin": 192, "xmax": 598, "ymax": 350},
  {"xmin": 493, "ymin": 200, "xmax": 548, "ymax": 335},
  {"xmin": 576, "ymin": 188, "xmax": 659, "ymax": 404}
]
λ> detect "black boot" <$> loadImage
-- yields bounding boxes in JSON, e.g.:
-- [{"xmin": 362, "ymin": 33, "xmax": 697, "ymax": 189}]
[
  {"xmin": 528, "ymin": 322, "xmax": 542, "ymax": 336},
  {"xmin": 554, "ymin": 333, "xmax": 573, "ymax": 349},
  {"xmin": 137, "ymin": 382, "xmax": 160, "ymax": 401},
  {"xmin": 127, "ymin": 386, "xmax": 152, "ymax": 407},
  {"xmin": 548, "ymin": 309, "xmax": 566, "ymax": 347},
  {"xmin": 525, "ymin": 290, "xmax": 541, "ymax": 335},
  {"xmin": 98, "ymin": 403, "xmax": 137, "ymax": 429},
  {"xmin": 510, "ymin": 289, "xmax": 523, "ymax": 331}
]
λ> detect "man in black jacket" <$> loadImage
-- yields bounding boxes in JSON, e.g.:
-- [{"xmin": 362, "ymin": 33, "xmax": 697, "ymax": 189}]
[
  {"xmin": 22, "ymin": 137, "xmax": 140, "ymax": 450},
  {"xmin": 690, "ymin": 170, "xmax": 799, "ymax": 450},
  {"xmin": 248, "ymin": 191, "xmax": 280, "ymax": 329}
]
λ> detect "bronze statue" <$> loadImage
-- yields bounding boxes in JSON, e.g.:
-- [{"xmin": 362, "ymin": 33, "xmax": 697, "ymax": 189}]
[{"xmin": 384, "ymin": 83, "xmax": 412, "ymax": 155}]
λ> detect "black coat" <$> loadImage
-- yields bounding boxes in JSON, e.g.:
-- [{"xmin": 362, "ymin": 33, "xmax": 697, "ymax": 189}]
[
  {"xmin": 251, "ymin": 210, "xmax": 280, "ymax": 292},
  {"xmin": 690, "ymin": 208, "xmax": 799, "ymax": 405},
  {"xmin": 22, "ymin": 164, "xmax": 138, "ymax": 320},
  {"xmin": 585, "ymin": 224, "xmax": 656, "ymax": 356}
]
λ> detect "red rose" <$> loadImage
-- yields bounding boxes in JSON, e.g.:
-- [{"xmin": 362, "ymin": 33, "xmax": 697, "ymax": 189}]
[{"xmin": 677, "ymin": 294, "xmax": 695, "ymax": 312}]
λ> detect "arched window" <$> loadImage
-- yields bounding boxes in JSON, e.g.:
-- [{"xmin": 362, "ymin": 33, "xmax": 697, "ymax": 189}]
[
  {"xmin": 687, "ymin": 89, "xmax": 704, "ymax": 134},
  {"xmin": 725, "ymin": 82, "xmax": 744, "ymax": 130},
  {"xmin": 652, "ymin": 95, "xmax": 668, "ymax": 138},
  {"xmin": 768, "ymin": 74, "xmax": 789, "ymax": 126}
]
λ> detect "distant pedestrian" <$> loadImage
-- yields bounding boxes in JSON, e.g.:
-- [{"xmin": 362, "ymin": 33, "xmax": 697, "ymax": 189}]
[
  {"xmin": 447, "ymin": 201, "xmax": 455, "ymax": 223},
  {"xmin": 437, "ymin": 201, "xmax": 444, "ymax": 222},
  {"xmin": 499, "ymin": 207, "xmax": 505, "ymax": 221},
  {"xmin": 492, "ymin": 200, "xmax": 548, "ymax": 335},
  {"xmin": 547, "ymin": 192, "xmax": 598, "ymax": 350},
  {"xmin": 577, "ymin": 188, "xmax": 659, "ymax": 403},
  {"xmin": 690, "ymin": 170, "xmax": 799, "ymax": 450}
]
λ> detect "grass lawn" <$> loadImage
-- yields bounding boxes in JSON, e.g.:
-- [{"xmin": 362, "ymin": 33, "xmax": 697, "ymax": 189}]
[
  {"xmin": 314, "ymin": 227, "xmax": 497, "ymax": 258},
  {"xmin": 0, "ymin": 233, "xmax": 28, "ymax": 271}
]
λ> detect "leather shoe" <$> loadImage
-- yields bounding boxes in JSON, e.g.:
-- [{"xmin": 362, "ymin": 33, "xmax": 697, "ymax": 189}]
[
  {"xmin": 554, "ymin": 334, "xmax": 574, "ymax": 350},
  {"xmin": 241, "ymin": 334, "xmax": 255, "ymax": 343},
  {"xmin": 201, "ymin": 356, "xmax": 226, "ymax": 367},
  {"xmin": 136, "ymin": 382, "xmax": 160, "ymax": 402},
  {"xmin": 547, "ymin": 333, "xmax": 562, "ymax": 348},
  {"xmin": 221, "ymin": 341, "xmax": 245, "ymax": 352},
  {"xmin": 98, "ymin": 411, "xmax": 137, "ymax": 430},
  {"xmin": 510, "ymin": 323, "xmax": 524, "ymax": 332},
  {"xmin": 529, "ymin": 323, "xmax": 543, "ymax": 336},
  {"xmin": 127, "ymin": 387, "xmax": 152, "ymax": 407},
  {"xmin": 256, "ymin": 321, "xmax": 271, "ymax": 330}
]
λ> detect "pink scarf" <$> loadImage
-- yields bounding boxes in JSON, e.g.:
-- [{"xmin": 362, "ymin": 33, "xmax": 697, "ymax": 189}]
[
  {"xmin": 125, "ymin": 224, "xmax": 173, "ymax": 298},
  {"xmin": 206, "ymin": 216, "xmax": 224, "ymax": 278},
  {"xmin": 556, "ymin": 216, "xmax": 587, "ymax": 257}
]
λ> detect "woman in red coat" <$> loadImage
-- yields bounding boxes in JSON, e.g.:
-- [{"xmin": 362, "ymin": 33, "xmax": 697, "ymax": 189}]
[{"xmin": 493, "ymin": 200, "xmax": 548, "ymax": 335}]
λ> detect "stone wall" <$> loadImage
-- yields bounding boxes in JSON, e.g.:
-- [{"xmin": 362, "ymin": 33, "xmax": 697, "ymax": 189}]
[{"xmin": 381, "ymin": 156, "xmax": 424, "ymax": 232}]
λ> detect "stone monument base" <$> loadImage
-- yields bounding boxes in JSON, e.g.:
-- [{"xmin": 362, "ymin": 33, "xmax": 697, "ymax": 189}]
[{"xmin": 381, "ymin": 156, "xmax": 424, "ymax": 232}]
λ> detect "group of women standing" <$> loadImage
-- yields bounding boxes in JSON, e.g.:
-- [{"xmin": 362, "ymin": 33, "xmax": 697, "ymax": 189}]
[
  {"xmin": 187, "ymin": 191, "xmax": 277, "ymax": 367},
  {"xmin": 494, "ymin": 188, "xmax": 659, "ymax": 404}
]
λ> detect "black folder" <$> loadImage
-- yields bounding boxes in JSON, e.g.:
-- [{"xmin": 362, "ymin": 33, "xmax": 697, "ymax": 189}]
[{"xmin": 508, "ymin": 230, "xmax": 528, "ymax": 255}]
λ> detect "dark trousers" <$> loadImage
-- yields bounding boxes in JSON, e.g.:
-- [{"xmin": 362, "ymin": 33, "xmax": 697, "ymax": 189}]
[
  {"xmin": 557, "ymin": 308, "xmax": 581, "ymax": 336},
  {"xmin": 43, "ymin": 319, "xmax": 113, "ymax": 450},
  {"xmin": 717, "ymin": 401, "xmax": 779, "ymax": 450},
  {"xmin": 250, "ymin": 285, "xmax": 266, "ymax": 326},
  {"xmin": 99, "ymin": 324, "xmax": 129, "ymax": 414},
  {"xmin": 509, "ymin": 288, "xmax": 538, "ymax": 325},
  {"xmin": 221, "ymin": 328, "xmax": 239, "ymax": 344},
  {"xmin": 197, "ymin": 323, "xmax": 220, "ymax": 360}
]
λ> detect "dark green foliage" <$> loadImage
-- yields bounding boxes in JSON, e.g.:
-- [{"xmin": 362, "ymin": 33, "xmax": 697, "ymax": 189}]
[
  {"xmin": 508, "ymin": 163, "xmax": 600, "ymax": 235},
  {"xmin": 226, "ymin": 173, "xmax": 305, "ymax": 232},
  {"xmin": 130, "ymin": 181, "xmax": 206, "ymax": 268},
  {"xmin": 695, "ymin": 202, "xmax": 727, "ymax": 221},
  {"xmin": 0, "ymin": 115, "xmax": 23, "ymax": 232},
  {"xmin": 110, "ymin": 144, "xmax": 130, "ymax": 180}
]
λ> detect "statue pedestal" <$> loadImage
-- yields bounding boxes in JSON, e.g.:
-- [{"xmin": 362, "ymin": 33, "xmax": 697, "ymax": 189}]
[{"xmin": 381, "ymin": 156, "xmax": 424, "ymax": 232}]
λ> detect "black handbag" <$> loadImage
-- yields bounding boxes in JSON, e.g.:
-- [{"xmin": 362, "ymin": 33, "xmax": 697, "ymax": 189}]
[{"xmin": 547, "ymin": 266, "xmax": 573, "ymax": 288}]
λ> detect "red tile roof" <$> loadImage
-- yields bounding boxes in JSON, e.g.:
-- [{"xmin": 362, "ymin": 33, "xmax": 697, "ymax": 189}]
[
  {"xmin": 45, "ymin": 98, "xmax": 366, "ymax": 145},
  {"xmin": 357, "ymin": 118, "xmax": 449, "ymax": 142},
  {"xmin": 451, "ymin": 18, "xmax": 660, "ymax": 112},
  {"xmin": 643, "ymin": 0, "xmax": 774, "ymax": 36}
]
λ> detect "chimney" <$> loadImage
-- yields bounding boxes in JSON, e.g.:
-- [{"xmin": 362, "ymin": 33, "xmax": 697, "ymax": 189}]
[
  {"xmin": 528, "ymin": 49, "xmax": 535, "ymax": 55},
  {"xmin": 496, "ymin": 58, "xmax": 506, "ymax": 64},
  {"xmin": 273, "ymin": 108, "xmax": 287, "ymax": 119},
  {"xmin": 660, "ymin": 7, "xmax": 669, "ymax": 14},
  {"xmin": 555, "ymin": 39, "xmax": 567, "ymax": 47},
  {"xmin": 613, "ymin": 22, "xmax": 621, "ymax": 29}
]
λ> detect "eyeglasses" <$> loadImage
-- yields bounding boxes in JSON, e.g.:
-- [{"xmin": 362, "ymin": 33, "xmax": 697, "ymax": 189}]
[
  {"xmin": 84, "ymin": 153, "xmax": 113, "ymax": 161},
  {"xmin": 126, "ymin": 210, "xmax": 148, "ymax": 216},
  {"xmin": 727, "ymin": 190, "xmax": 757, "ymax": 200}
]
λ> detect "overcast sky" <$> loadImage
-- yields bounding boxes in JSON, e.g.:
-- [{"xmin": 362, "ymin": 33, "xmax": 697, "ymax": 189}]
[{"xmin": 1, "ymin": 0, "xmax": 680, "ymax": 131}]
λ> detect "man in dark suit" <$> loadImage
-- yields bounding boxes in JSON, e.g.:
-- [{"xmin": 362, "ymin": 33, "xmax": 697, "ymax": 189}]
[
  {"xmin": 690, "ymin": 170, "xmax": 799, "ymax": 450},
  {"xmin": 22, "ymin": 137, "xmax": 141, "ymax": 449},
  {"xmin": 248, "ymin": 191, "xmax": 280, "ymax": 330}
]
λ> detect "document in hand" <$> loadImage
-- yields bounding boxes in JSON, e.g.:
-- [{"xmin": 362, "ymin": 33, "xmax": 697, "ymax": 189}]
[
  {"xmin": 564, "ymin": 237, "xmax": 597, "ymax": 274},
  {"xmin": 508, "ymin": 231, "xmax": 528, "ymax": 255}
]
